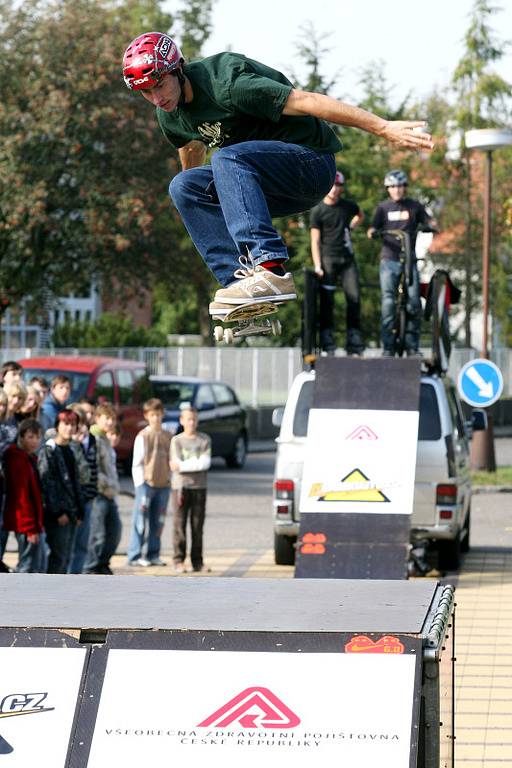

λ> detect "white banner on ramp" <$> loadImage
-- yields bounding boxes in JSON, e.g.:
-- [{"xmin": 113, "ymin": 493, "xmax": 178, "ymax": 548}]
[{"xmin": 299, "ymin": 408, "xmax": 419, "ymax": 515}]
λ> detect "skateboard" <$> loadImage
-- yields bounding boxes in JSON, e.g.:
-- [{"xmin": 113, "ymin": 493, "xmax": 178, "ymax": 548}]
[{"xmin": 212, "ymin": 301, "xmax": 282, "ymax": 344}]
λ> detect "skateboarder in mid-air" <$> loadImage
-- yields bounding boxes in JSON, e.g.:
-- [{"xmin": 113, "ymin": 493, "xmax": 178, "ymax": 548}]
[{"xmin": 123, "ymin": 33, "xmax": 434, "ymax": 327}]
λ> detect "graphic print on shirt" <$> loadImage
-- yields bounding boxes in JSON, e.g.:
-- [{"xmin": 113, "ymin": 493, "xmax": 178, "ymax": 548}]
[
  {"xmin": 198, "ymin": 121, "xmax": 230, "ymax": 148},
  {"xmin": 387, "ymin": 210, "xmax": 410, "ymax": 222}
]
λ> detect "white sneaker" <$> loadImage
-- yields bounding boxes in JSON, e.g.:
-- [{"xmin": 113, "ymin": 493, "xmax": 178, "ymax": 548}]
[{"xmin": 214, "ymin": 258, "xmax": 296, "ymax": 306}]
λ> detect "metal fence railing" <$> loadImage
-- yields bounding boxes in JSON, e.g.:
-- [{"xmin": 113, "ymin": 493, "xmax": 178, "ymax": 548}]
[{"xmin": 3, "ymin": 346, "xmax": 511, "ymax": 406}]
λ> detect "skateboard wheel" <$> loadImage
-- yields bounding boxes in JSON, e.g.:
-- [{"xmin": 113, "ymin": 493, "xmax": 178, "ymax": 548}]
[
  {"xmin": 214, "ymin": 325, "xmax": 224, "ymax": 342},
  {"xmin": 271, "ymin": 318, "xmax": 282, "ymax": 336},
  {"xmin": 223, "ymin": 327, "xmax": 234, "ymax": 344}
]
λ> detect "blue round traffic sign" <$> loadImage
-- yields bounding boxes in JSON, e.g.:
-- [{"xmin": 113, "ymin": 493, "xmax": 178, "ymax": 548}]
[{"xmin": 457, "ymin": 358, "xmax": 504, "ymax": 408}]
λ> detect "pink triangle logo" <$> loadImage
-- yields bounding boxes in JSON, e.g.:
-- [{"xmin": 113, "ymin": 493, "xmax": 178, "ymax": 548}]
[
  {"xmin": 346, "ymin": 425, "xmax": 378, "ymax": 440},
  {"xmin": 197, "ymin": 686, "xmax": 301, "ymax": 729}
]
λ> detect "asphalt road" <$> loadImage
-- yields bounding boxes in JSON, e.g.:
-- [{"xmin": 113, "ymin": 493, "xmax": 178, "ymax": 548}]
[
  {"xmin": 117, "ymin": 438, "xmax": 512, "ymax": 559},
  {"xmin": 118, "ymin": 451, "xmax": 276, "ymax": 555}
]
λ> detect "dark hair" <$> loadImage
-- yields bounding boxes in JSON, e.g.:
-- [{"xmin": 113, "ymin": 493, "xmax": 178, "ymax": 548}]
[
  {"xmin": 78, "ymin": 396, "xmax": 95, "ymax": 407},
  {"xmin": 18, "ymin": 418, "xmax": 42, "ymax": 438},
  {"xmin": 29, "ymin": 375, "xmax": 49, "ymax": 388},
  {"xmin": 55, "ymin": 409, "xmax": 79, "ymax": 429},
  {"xmin": 51, "ymin": 374, "xmax": 71, "ymax": 388},
  {"xmin": 2, "ymin": 360, "xmax": 22, "ymax": 379}
]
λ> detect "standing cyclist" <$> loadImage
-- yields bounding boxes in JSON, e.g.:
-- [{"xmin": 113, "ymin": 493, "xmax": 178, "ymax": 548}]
[
  {"xmin": 122, "ymin": 34, "xmax": 434, "ymax": 317},
  {"xmin": 310, "ymin": 170, "xmax": 365, "ymax": 355},
  {"xmin": 368, "ymin": 170, "xmax": 435, "ymax": 357}
]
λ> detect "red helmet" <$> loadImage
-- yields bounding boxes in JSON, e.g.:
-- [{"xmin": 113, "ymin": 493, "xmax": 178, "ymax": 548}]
[{"xmin": 123, "ymin": 32, "xmax": 183, "ymax": 90}]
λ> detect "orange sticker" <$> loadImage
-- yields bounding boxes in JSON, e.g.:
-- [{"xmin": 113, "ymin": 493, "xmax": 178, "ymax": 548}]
[
  {"xmin": 300, "ymin": 532, "xmax": 327, "ymax": 555},
  {"xmin": 345, "ymin": 635, "xmax": 405, "ymax": 654}
]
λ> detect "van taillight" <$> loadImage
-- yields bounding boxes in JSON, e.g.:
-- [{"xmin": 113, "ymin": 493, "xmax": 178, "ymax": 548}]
[
  {"xmin": 275, "ymin": 479, "xmax": 294, "ymax": 500},
  {"xmin": 436, "ymin": 484, "xmax": 457, "ymax": 505}
]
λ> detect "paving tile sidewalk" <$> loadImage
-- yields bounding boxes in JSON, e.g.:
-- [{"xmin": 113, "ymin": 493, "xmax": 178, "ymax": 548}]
[{"xmin": 453, "ymin": 548, "xmax": 512, "ymax": 767}]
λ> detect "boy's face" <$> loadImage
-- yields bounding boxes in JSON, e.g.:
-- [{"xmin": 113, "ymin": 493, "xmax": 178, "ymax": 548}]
[
  {"xmin": 57, "ymin": 419, "xmax": 76, "ymax": 442},
  {"xmin": 387, "ymin": 185, "xmax": 406, "ymax": 202},
  {"xmin": 140, "ymin": 73, "xmax": 181, "ymax": 112},
  {"xmin": 80, "ymin": 403, "xmax": 95, "ymax": 426},
  {"xmin": 52, "ymin": 381, "xmax": 71, "ymax": 404},
  {"xmin": 3, "ymin": 370, "xmax": 22, "ymax": 387},
  {"xmin": 96, "ymin": 412, "xmax": 115, "ymax": 433},
  {"xmin": 20, "ymin": 430, "xmax": 41, "ymax": 454},
  {"xmin": 146, "ymin": 409, "xmax": 163, "ymax": 429},
  {"xmin": 180, "ymin": 409, "xmax": 198, "ymax": 435}
]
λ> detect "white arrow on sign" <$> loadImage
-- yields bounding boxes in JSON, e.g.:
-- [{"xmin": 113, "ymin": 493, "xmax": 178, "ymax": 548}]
[{"xmin": 466, "ymin": 366, "xmax": 494, "ymax": 398}]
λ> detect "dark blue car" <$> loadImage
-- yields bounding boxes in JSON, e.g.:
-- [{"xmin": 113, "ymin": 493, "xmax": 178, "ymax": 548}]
[{"xmin": 149, "ymin": 375, "xmax": 248, "ymax": 468}]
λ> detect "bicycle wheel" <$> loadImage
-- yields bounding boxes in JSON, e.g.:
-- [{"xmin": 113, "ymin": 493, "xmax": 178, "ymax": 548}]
[
  {"xmin": 431, "ymin": 273, "xmax": 450, "ymax": 372},
  {"xmin": 395, "ymin": 274, "xmax": 407, "ymax": 357}
]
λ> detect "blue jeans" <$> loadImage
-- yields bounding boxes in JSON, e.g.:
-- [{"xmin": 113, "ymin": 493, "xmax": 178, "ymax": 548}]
[
  {"xmin": 83, "ymin": 494, "xmax": 122, "ymax": 573},
  {"xmin": 169, "ymin": 141, "xmax": 336, "ymax": 287},
  {"xmin": 68, "ymin": 499, "xmax": 94, "ymax": 574},
  {"xmin": 45, "ymin": 521, "xmax": 76, "ymax": 574},
  {"xmin": 15, "ymin": 533, "xmax": 45, "ymax": 573},
  {"xmin": 127, "ymin": 484, "xmax": 170, "ymax": 563},
  {"xmin": 380, "ymin": 259, "xmax": 421, "ymax": 352}
]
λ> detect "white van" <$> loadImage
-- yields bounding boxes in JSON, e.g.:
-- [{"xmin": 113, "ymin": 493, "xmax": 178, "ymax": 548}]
[{"xmin": 272, "ymin": 370, "xmax": 486, "ymax": 571}]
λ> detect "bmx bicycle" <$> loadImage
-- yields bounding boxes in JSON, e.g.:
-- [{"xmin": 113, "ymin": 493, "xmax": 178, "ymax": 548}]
[{"xmin": 372, "ymin": 226, "xmax": 436, "ymax": 357}]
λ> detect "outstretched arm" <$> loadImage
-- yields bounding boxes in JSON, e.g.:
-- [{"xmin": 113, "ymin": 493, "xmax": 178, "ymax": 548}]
[{"xmin": 282, "ymin": 90, "xmax": 434, "ymax": 151}]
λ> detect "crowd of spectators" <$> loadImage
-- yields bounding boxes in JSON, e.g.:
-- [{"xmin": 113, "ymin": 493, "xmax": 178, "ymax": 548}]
[
  {"xmin": 0, "ymin": 360, "xmax": 212, "ymax": 576},
  {"xmin": 0, "ymin": 360, "xmax": 122, "ymax": 575}
]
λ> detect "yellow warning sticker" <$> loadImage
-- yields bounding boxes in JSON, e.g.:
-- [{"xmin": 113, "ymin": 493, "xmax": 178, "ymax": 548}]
[{"xmin": 309, "ymin": 468, "xmax": 390, "ymax": 503}]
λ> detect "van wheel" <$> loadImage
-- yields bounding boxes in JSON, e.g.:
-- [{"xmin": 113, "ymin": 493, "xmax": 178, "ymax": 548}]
[
  {"xmin": 460, "ymin": 508, "xmax": 471, "ymax": 553},
  {"xmin": 438, "ymin": 532, "xmax": 461, "ymax": 572},
  {"xmin": 274, "ymin": 534, "xmax": 296, "ymax": 566}
]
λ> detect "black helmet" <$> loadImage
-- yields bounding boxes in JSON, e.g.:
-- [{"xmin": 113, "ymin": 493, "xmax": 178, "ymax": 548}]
[{"xmin": 384, "ymin": 169, "xmax": 408, "ymax": 187}]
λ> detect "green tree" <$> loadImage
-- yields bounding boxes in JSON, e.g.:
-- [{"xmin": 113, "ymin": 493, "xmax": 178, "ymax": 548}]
[
  {"xmin": 52, "ymin": 312, "xmax": 167, "ymax": 347},
  {"xmin": 0, "ymin": 0, "xmax": 180, "ymax": 321},
  {"xmin": 449, "ymin": 0, "xmax": 511, "ymax": 346}
]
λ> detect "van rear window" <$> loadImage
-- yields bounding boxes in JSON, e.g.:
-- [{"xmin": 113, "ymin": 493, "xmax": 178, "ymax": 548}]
[
  {"xmin": 293, "ymin": 380, "xmax": 314, "ymax": 436},
  {"xmin": 292, "ymin": 380, "xmax": 441, "ymax": 441},
  {"xmin": 418, "ymin": 383, "xmax": 441, "ymax": 440}
]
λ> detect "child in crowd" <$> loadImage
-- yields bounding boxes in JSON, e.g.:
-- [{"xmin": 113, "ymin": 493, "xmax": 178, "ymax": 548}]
[
  {"xmin": 39, "ymin": 410, "xmax": 84, "ymax": 573},
  {"xmin": 40, "ymin": 374, "xmax": 71, "ymax": 433},
  {"xmin": 0, "ymin": 387, "xmax": 13, "ymax": 566},
  {"xmin": 83, "ymin": 403, "xmax": 122, "ymax": 575},
  {"xmin": 170, "ymin": 406, "xmax": 211, "ymax": 573},
  {"xmin": 4, "ymin": 381, "xmax": 27, "ymax": 424},
  {"xmin": 128, "ymin": 398, "xmax": 171, "ymax": 568},
  {"xmin": 20, "ymin": 384, "xmax": 42, "ymax": 421},
  {"xmin": 1, "ymin": 361, "xmax": 23, "ymax": 388},
  {"xmin": 29, "ymin": 375, "xmax": 49, "ymax": 402},
  {"xmin": 67, "ymin": 403, "xmax": 97, "ymax": 574},
  {"xmin": 2, "ymin": 419, "xmax": 45, "ymax": 573}
]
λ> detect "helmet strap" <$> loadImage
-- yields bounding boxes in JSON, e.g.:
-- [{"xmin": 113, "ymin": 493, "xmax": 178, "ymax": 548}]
[{"xmin": 173, "ymin": 68, "xmax": 186, "ymax": 106}]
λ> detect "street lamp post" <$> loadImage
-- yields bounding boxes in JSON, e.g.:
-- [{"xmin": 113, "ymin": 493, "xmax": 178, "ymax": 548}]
[{"xmin": 464, "ymin": 129, "xmax": 512, "ymax": 470}]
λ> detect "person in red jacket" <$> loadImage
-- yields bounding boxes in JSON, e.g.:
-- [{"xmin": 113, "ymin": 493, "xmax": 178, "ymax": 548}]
[{"xmin": 2, "ymin": 418, "xmax": 45, "ymax": 573}]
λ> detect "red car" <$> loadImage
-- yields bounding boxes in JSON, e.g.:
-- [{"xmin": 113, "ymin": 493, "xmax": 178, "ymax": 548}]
[{"xmin": 19, "ymin": 355, "xmax": 149, "ymax": 464}]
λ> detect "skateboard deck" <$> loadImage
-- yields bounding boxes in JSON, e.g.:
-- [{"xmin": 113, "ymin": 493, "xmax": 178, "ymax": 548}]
[{"xmin": 212, "ymin": 301, "xmax": 281, "ymax": 344}]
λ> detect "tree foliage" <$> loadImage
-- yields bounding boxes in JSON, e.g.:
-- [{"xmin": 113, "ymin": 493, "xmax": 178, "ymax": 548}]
[
  {"xmin": 0, "ymin": 0, "xmax": 178, "ymax": 314},
  {"xmin": 52, "ymin": 311, "xmax": 167, "ymax": 347}
]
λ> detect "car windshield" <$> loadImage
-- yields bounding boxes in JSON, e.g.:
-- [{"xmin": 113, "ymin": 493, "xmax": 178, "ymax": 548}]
[
  {"xmin": 151, "ymin": 381, "xmax": 196, "ymax": 409},
  {"xmin": 292, "ymin": 380, "xmax": 441, "ymax": 441},
  {"xmin": 22, "ymin": 368, "xmax": 90, "ymax": 401}
]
